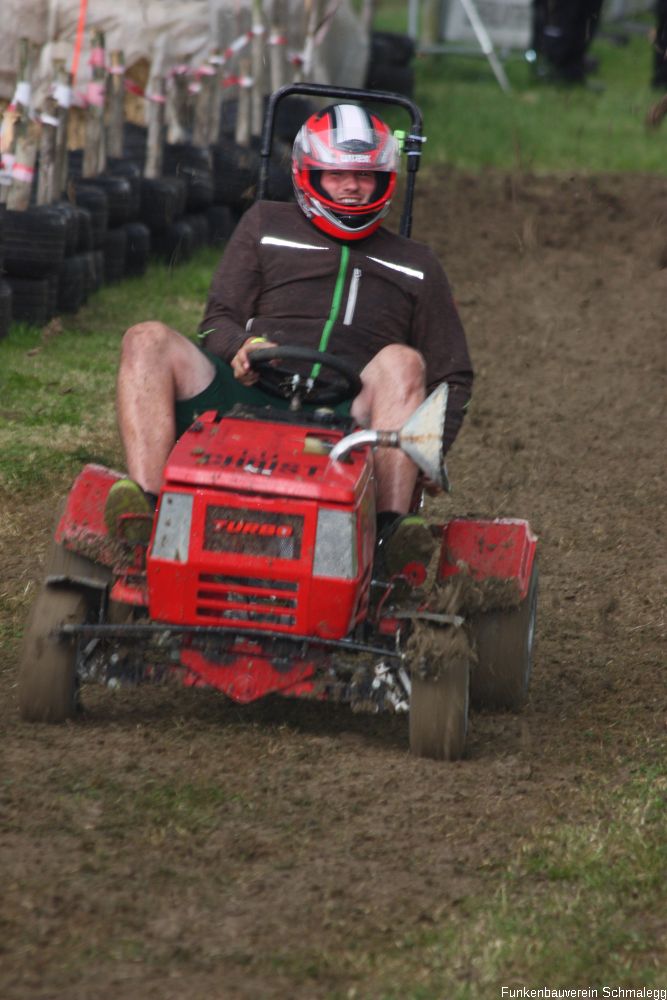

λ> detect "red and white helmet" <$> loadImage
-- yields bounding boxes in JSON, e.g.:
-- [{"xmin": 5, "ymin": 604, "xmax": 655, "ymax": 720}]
[{"xmin": 292, "ymin": 103, "xmax": 400, "ymax": 240}]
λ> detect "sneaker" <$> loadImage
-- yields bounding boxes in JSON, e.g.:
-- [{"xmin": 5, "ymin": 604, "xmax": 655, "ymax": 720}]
[
  {"xmin": 375, "ymin": 514, "xmax": 436, "ymax": 580},
  {"xmin": 104, "ymin": 478, "xmax": 154, "ymax": 545}
]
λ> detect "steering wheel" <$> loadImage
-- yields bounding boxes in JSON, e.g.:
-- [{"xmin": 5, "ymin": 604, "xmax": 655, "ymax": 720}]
[{"xmin": 247, "ymin": 345, "xmax": 363, "ymax": 407}]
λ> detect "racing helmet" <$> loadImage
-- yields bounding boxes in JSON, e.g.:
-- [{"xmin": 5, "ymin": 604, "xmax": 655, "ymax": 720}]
[{"xmin": 292, "ymin": 103, "xmax": 400, "ymax": 240}]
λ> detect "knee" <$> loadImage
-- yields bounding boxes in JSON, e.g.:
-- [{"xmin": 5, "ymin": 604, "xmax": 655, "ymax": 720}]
[
  {"xmin": 120, "ymin": 321, "xmax": 176, "ymax": 367},
  {"xmin": 370, "ymin": 344, "xmax": 426, "ymax": 392}
]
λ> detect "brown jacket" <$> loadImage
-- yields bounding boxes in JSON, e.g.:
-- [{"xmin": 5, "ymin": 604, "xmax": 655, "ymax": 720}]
[{"xmin": 199, "ymin": 201, "xmax": 473, "ymax": 450}]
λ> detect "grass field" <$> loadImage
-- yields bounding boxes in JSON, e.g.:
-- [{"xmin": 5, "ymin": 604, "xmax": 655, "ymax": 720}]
[{"xmin": 371, "ymin": 5, "xmax": 667, "ymax": 173}]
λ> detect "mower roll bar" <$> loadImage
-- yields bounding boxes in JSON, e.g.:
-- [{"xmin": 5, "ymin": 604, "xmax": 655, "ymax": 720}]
[{"xmin": 257, "ymin": 82, "xmax": 425, "ymax": 239}]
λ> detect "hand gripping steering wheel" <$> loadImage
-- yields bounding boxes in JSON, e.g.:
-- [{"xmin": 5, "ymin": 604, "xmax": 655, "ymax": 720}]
[{"xmin": 247, "ymin": 345, "xmax": 363, "ymax": 407}]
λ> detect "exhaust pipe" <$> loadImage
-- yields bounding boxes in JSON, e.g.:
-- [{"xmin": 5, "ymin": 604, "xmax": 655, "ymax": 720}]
[{"xmin": 329, "ymin": 384, "xmax": 450, "ymax": 488}]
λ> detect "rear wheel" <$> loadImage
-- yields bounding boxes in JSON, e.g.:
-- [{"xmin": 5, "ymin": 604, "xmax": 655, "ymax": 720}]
[
  {"xmin": 470, "ymin": 560, "xmax": 539, "ymax": 710},
  {"xmin": 18, "ymin": 528, "xmax": 109, "ymax": 723},
  {"xmin": 409, "ymin": 652, "xmax": 469, "ymax": 761}
]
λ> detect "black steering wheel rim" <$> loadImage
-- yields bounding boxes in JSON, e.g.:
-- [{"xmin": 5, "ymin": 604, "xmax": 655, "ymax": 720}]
[{"xmin": 247, "ymin": 345, "xmax": 362, "ymax": 406}]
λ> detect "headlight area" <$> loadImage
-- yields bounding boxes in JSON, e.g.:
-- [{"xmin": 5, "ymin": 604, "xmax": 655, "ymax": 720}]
[
  {"xmin": 151, "ymin": 492, "xmax": 194, "ymax": 563},
  {"xmin": 312, "ymin": 507, "xmax": 358, "ymax": 580}
]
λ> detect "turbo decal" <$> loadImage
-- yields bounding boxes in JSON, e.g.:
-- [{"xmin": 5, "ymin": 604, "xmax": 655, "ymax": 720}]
[{"xmin": 213, "ymin": 519, "xmax": 294, "ymax": 538}]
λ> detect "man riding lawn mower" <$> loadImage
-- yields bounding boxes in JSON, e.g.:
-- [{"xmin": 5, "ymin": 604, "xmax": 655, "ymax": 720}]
[{"xmin": 18, "ymin": 85, "xmax": 538, "ymax": 761}]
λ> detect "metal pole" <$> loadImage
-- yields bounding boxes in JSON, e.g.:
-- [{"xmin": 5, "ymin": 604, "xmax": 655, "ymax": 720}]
[{"xmin": 457, "ymin": 0, "xmax": 511, "ymax": 93}]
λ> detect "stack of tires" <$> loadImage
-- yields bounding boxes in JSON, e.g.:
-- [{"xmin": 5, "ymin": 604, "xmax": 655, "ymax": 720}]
[
  {"xmin": 123, "ymin": 122, "xmax": 247, "ymax": 260},
  {"xmin": 364, "ymin": 30, "xmax": 416, "ymax": 97},
  {"xmin": 210, "ymin": 96, "xmax": 295, "ymax": 220},
  {"xmin": 0, "ymin": 205, "xmax": 12, "ymax": 339},
  {"xmin": 68, "ymin": 150, "xmax": 152, "ymax": 288},
  {"xmin": 122, "ymin": 124, "xmax": 220, "ymax": 266},
  {"xmin": 2, "ymin": 204, "xmax": 69, "ymax": 326}
]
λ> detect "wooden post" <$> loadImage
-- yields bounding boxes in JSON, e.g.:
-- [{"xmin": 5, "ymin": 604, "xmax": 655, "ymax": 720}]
[
  {"xmin": 36, "ymin": 87, "xmax": 59, "ymax": 205},
  {"xmin": 53, "ymin": 61, "xmax": 72, "ymax": 200},
  {"xmin": 167, "ymin": 66, "xmax": 190, "ymax": 145},
  {"xmin": 4, "ymin": 38, "xmax": 40, "ymax": 211},
  {"xmin": 210, "ymin": 6, "xmax": 236, "ymax": 144},
  {"xmin": 144, "ymin": 73, "xmax": 166, "ymax": 179},
  {"xmin": 298, "ymin": 0, "xmax": 321, "ymax": 83},
  {"xmin": 83, "ymin": 28, "xmax": 107, "ymax": 178},
  {"xmin": 192, "ymin": 58, "xmax": 216, "ymax": 148},
  {"xmin": 420, "ymin": 0, "xmax": 442, "ymax": 48},
  {"xmin": 250, "ymin": 0, "xmax": 265, "ymax": 139},
  {"xmin": 0, "ymin": 106, "xmax": 19, "ymax": 206},
  {"xmin": 268, "ymin": 0, "xmax": 288, "ymax": 94},
  {"xmin": 235, "ymin": 57, "xmax": 252, "ymax": 149},
  {"xmin": 107, "ymin": 49, "xmax": 125, "ymax": 159}
]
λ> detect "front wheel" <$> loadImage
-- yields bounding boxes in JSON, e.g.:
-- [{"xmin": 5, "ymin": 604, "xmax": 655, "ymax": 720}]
[
  {"xmin": 409, "ymin": 654, "xmax": 469, "ymax": 761},
  {"xmin": 18, "ymin": 526, "xmax": 110, "ymax": 723},
  {"xmin": 18, "ymin": 582, "xmax": 88, "ymax": 722}
]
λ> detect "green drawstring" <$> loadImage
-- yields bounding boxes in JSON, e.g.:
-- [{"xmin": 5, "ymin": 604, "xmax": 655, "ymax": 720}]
[{"xmin": 310, "ymin": 244, "xmax": 350, "ymax": 381}]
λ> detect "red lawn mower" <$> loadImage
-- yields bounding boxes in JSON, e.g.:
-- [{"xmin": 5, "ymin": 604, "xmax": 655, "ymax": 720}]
[{"xmin": 18, "ymin": 85, "xmax": 538, "ymax": 760}]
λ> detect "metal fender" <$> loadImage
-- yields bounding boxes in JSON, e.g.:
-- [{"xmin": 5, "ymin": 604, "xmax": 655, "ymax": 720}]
[{"xmin": 438, "ymin": 518, "xmax": 538, "ymax": 601}]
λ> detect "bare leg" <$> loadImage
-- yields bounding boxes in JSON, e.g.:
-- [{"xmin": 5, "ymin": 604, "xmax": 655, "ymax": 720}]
[
  {"xmin": 116, "ymin": 322, "xmax": 216, "ymax": 494},
  {"xmin": 351, "ymin": 344, "xmax": 426, "ymax": 514}
]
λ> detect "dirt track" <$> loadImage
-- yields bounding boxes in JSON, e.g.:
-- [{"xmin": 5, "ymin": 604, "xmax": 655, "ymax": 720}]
[{"xmin": 1, "ymin": 168, "xmax": 666, "ymax": 998}]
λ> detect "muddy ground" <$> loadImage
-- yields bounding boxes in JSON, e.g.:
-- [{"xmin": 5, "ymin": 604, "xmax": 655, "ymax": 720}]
[{"xmin": 1, "ymin": 168, "xmax": 666, "ymax": 998}]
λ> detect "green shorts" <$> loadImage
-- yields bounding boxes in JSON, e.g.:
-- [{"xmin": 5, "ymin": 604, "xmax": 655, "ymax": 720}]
[{"xmin": 174, "ymin": 350, "xmax": 352, "ymax": 439}]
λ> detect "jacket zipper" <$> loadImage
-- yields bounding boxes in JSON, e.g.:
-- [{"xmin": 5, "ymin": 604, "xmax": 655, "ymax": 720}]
[
  {"xmin": 310, "ymin": 244, "xmax": 350, "ymax": 380},
  {"xmin": 343, "ymin": 267, "xmax": 361, "ymax": 326}
]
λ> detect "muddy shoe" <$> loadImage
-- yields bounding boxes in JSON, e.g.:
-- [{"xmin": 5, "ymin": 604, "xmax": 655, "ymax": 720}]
[
  {"xmin": 376, "ymin": 514, "xmax": 436, "ymax": 579},
  {"xmin": 104, "ymin": 478, "xmax": 154, "ymax": 545}
]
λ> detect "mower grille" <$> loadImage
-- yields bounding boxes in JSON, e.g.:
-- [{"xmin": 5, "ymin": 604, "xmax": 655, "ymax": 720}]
[
  {"xmin": 204, "ymin": 505, "xmax": 303, "ymax": 560},
  {"xmin": 196, "ymin": 574, "xmax": 299, "ymax": 627}
]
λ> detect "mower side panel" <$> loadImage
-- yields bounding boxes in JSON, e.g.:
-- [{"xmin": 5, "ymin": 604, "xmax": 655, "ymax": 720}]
[
  {"xmin": 438, "ymin": 518, "xmax": 537, "ymax": 601},
  {"xmin": 55, "ymin": 463, "xmax": 124, "ymax": 567}
]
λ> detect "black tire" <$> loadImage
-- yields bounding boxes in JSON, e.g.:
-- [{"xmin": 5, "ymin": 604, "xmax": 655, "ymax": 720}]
[
  {"xmin": 78, "ymin": 175, "xmax": 133, "ymax": 227},
  {"xmin": 151, "ymin": 218, "xmax": 194, "ymax": 266},
  {"xmin": 206, "ymin": 203, "xmax": 235, "ymax": 247},
  {"xmin": 72, "ymin": 204, "xmax": 94, "ymax": 253},
  {"xmin": 0, "ymin": 278, "xmax": 12, "ymax": 340},
  {"xmin": 123, "ymin": 221, "xmax": 151, "ymax": 277},
  {"xmin": 106, "ymin": 157, "xmax": 142, "ymax": 219},
  {"xmin": 46, "ymin": 273, "xmax": 59, "ymax": 320},
  {"xmin": 0, "ymin": 202, "xmax": 5, "ymax": 274},
  {"xmin": 88, "ymin": 250, "xmax": 105, "ymax": 292},
  {"xmin": 122, "ymin": 122, "xmax": 148, "ymax": 167},
  {"xmin": 210, "ymin": 142, "xmax": 260, "ymax": 210},
  {"xmin": 3, "ymin": 205, "xmax": 68, "ymax": 278},
  {"xmin": 368, "ymin": 30, "xmax": 416, "ymax": 68},
  {"xmin": 266, "ymin": 139, "xmax": 293, "ymax": 202},
  {"xmin": 70, "ymin": 182, "xmax": 109, "ymax": 249},
  {"xmin": 470, "ymin": 561, "xmax": 539, "ymax": 711},
  {"xmin": 410, "ymin": 654, "xmax": 469, "ymax": 761},
  {"xmin": 270, "ymin": 95, "xmax": 318, "ymax": 143},
  {"xmin": 102, "ymin": 225, "xmax": 127, "ymax": 285},
  {"xmin": 182, "ymin": 212, "xmax": 209, "ymax": 251},
  {"xmin": 50, "ymin": 201, "xmax": 79, "ymax": 256},
  {"xmin": 163, "ymin": 142, "xmax": 214, "ymax": 212},
  {"xmin": 80, "ymin": 250, "xmax": 98, "ymax": 298},
  {"xmin": 6, "ymin": 275, "xmax": 51, "ymax": 326},
  {"xmin": 365, "ymin": 62, "xmax": 415, "ymax": 98},
  {"xmin": 57, "ymin": 254, "xmax": 87, "ymax": 314},
  {"xmin": 139, "ymin": 177, "xmax": 180, "ymax": 230},
  {"xmin": 18, "ymin": 532, "xmax": 110, "ymax": 723}
]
